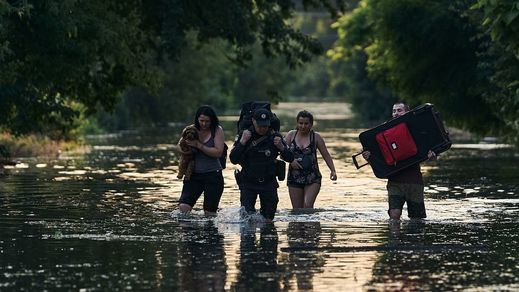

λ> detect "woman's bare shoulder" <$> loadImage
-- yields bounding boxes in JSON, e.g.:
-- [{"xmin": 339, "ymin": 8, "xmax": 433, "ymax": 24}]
[
  {"xmin": 285, "ymin": 129, "xmax": 297, "ymax": 139},
  {"xmin": 313, "ymin": 131, "xmax": 326, "ymax": 143},
  {"xmin": 286, "ymin": 129, "xmax": 297, "ymax": 136}
]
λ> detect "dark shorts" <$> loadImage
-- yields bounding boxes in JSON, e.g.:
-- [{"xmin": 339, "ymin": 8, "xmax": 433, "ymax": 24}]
[
  {"xmin": 240, "ymin": 188, "xmax": 279, "ymax": 220},
  {"xmin": 287, "ymin": 181, "xmax": 321, "ymax": 189},
  {"xmin": 287, "ymin": 169, "xmax": 322, "ymax": 188},
  {"xmin": 387, "ymin": 181, "xmax": 426, "ymax": 219},
  {"xmin": 179, "ymin": 170, "xmax": 224, "ymax": 213}
]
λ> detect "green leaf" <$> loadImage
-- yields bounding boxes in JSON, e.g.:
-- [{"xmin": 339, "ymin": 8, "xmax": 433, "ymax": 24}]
[{"xmin": 503, "ymin": 10, "xmax": 519, "ymax": 25}]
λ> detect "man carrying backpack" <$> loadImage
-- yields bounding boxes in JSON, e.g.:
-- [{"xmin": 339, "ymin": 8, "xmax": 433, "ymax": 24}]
[
  {"xmin": 363, "ymin": 102, "xmax": 437, "ymax": 220},
  {"xmin": 230, "ymin": 108, "xmax": 294, "ymax": 221}
]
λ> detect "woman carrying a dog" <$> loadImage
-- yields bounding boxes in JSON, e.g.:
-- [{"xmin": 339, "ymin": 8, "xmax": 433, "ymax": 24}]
[
  {"xmin": 285, "ymin": 110, "xmax": 337, "ymax": 209},
  {"xmin": 176, "ymin": 105, "xmax": 226, "ymax": 215}
]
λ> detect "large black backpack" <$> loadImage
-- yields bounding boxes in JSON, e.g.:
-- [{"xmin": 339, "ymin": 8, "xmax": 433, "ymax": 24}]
[{"xmin": 236, "ymin": 101, "xmax": 281, "ymax": 134}]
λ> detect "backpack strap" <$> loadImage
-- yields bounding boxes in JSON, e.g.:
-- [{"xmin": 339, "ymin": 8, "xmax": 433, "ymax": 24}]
[
  {"xmin": 292, "ymin": 129, "xmax": 314, "ymax": 150},
  {"xmin": 311, "ymin": 130, "xmax": 318, "ymax": 161},
  {"xmin": 310, "ymin": 130, "xmax": 316, "ymax": 151},
  {"xmin": 251, "ymin": 134, "xmax": 269, "ymax": 147},
  {"xmin": 290, "ymin": 130, "xmax": 299, "ymax": 147},
  {"xmin": 242, "ymin": 129, "xmax": 271, "ymax": 154}
]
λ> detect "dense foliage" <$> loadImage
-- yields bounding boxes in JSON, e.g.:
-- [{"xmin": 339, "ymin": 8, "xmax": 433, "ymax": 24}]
[
  {"xmin": 331, "ymin": 0, "xmax": 519, "ymax": 142},
  {"xmin": 92, "ymin": 12, "xmax": 354, "ymax": 130},
  {"xmin": 0, "ymin": 0, "xmax": 347, "ymax": 137},
  {"xmin": 4, "ymin": 0, "xmax": 518, "ymax": 143}
]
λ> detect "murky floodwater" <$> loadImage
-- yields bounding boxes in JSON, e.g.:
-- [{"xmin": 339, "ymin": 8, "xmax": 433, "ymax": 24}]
[{"xmin": 1, "ymin": 102, "xmax": 518, "ymax": 291}]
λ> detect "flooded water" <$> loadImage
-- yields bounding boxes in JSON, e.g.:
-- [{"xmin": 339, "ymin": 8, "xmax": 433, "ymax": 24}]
[{"xmin": 1, "ymin": 102, "xmax": 518, "ymax": 291}]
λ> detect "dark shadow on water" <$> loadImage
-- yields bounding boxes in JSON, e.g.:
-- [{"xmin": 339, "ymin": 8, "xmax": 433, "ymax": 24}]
[
  {"xmin": 281, "ymin": 221, "xmax": 324, "ymax": 291},
  {"xmin": 280, "ymin": 221, "xmax": 487, "ymax": 253},
  {"xmin": 231, "ymin": 223, "xmax": 281, "ymax": 291},
  {"xmin": 364, "ymin": 220, "xmax": 519, "ymax": 290},
  {"xmin": 175, "ymin": 220, "xmax": 227, "ymax": 291},
  {"xmin": 2, "ymin": 103, "xmax": 519, "ymax": 290}
]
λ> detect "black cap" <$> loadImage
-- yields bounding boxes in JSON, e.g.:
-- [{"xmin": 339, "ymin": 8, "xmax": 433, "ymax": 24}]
[{"xmin": 253, "ymin": 108, "xmax": 271, "ymax": 126}]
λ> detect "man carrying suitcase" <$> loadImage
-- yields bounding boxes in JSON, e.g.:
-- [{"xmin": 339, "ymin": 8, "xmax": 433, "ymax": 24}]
[{"xmin": 363, "ymin": 102, "xmax": 436, "ymax": 220}]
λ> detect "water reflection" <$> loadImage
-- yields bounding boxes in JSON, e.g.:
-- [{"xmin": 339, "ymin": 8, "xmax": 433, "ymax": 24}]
[
  {"xmin": 176, "ymin": 221, "xmax": 226, "ymax": 291},
  {"xmin": 386, "ymin": 220, "xmax": 426, "ymax": 247},
  {"xmin": 366, "ymin": 221, "xmax": 428, "ymax": 291},
  {"xmin": 1, "ymin": 102, "xmax": 519, "ymax": 290},
  {"xmin": 366, "ymin": 221, "xmax": 519, "ymax": 291},
  {"xmin": 282, "ymin": 222, "xmax": 324, "ymax": 290},
  {"xmin": 232, "ymin": 223, "xmax": 281, "ymax": 291}
]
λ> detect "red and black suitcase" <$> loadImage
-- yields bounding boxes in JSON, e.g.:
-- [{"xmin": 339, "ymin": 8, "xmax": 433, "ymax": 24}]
[
  {"xmin": 353, "ymin": 103, "xmax": 451, "ymax": 178},
  {"xmin": 375, "ymin": 122, "xmax": 418, "ymax": 165}
]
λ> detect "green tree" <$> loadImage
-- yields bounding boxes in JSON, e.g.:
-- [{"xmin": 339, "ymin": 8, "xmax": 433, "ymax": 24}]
[
  {"xmin": 475, "ymin": 0, "xmax": 519, "ymax": 58},
  {"xmin": 0, "ymin": 1, "xmax": 156, "ymax": 136},
  {"xmin": 328, "ymin": 50, "xmax": 398, "ymax": 123},
  {"xmin": 473, "ymin": 0, "xmax": 519, "ymax": 143},
  {"xmin": 92, "ymin": 8, "xmax": 359, "ymax": 130},
  {"xmin": 95, "ymin": 37, "xmax": 236, "ymax": 130},
  {"xmin": 0, "ymin": 0, "xmax": 346, "ymax": 136},
  {"xmin": 332, "ymin": 0, "xmax": 505, "ymax": 134}
]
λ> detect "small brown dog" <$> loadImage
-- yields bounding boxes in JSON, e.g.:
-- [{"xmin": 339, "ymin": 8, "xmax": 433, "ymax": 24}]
[{"xmin": 177, "ymin": 125, "xmax": 199, "ymax": 180}]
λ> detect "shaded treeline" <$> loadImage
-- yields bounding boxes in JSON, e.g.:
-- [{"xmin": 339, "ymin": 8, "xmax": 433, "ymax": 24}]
[
  {"xmin": 92, "ymin": 15, "xmax": 356, "ymax": 131},
  {"xmin": 0, "ymin": 0, "xmax": 353, "ymax": 138},
  {"xmin": 1, "ymin": 0, "xmax": 518, "ymax": 145},
  {"xmin": 330, "ymin": 0, "xmax": 519, "ymax": 143}
]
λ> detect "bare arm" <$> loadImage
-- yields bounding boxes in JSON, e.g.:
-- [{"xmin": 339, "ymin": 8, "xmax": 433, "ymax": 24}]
[
  {"xmin": 427, "ymin": 150, "xmax": 437, "ymax": 161},
  {"xmin": 285, "ymin": 130, "xmax": 295, "ymax": 146},
  {"xmin": 315, "ymin": 132, "xmax": 337, "ymax": 180}
]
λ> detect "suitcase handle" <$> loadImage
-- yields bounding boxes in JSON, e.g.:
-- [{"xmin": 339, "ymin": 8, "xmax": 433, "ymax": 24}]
[{"xmin": 352, "ymin": 152, "xmax": 369, "ymax": 169}]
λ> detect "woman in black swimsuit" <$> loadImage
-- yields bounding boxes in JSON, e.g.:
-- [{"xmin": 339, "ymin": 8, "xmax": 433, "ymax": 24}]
[{"xmin": 285, "ymin": 110, "xmax": 337, "ymax": 209}]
